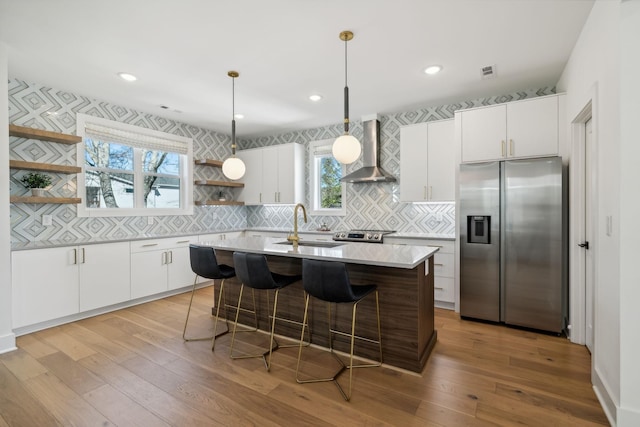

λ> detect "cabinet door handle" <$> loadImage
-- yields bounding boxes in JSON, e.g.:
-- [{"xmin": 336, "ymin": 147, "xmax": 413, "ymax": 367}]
[
  {"xmin": 259, "ymin": 193, "xmax": 262, "ymax": 203},
  {"xmin": 81, "ymin": 248, "xmax": 86, "ymax": 264},
  {"xmin": 501, "ymin": 140, "xmax": 506, "ymax": 157},
  {"xmin": 168, "ymin": 250, "xmax": 173, "ymax": 264},
  {"xmin": 142, "ymin": 243, "xmax": 158, "ymax": 247},
  {"xmin": 510, "ymin": 139, "xmax": 514, "ymax": 156},
  {"xmin": 435, "ymin": 287, "xmax": 444, "ymax": 290},
  {"xmin": 423, "ymin": 186, "xmax": 427, "ymax": 200},
  {"xmin": 73, "ymin": 248, "xmax": 77, "ymax": 265},
  {"xmin": 434, "ymin": 263, "xmax": 444, "ymax": 266},
  {"xmin": 161, "ymin": 252, "xmax": 166, "ymax": 265},
  {"xmin": 177, "ymin": 240, "xmax": 190, "ymax": 244}
]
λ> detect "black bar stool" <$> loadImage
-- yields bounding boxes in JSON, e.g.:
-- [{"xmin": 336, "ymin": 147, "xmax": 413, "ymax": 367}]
[
  {"xmin": 183, "ymin": 244, "xmax": 240, "ymax": 350},
  {"xmin": 296, "ymin": 258, "xmax": 382, "ymax": 401},
  {"xmin": 230, "ymin": 252, "xmax": 307, "ymax": 371}
]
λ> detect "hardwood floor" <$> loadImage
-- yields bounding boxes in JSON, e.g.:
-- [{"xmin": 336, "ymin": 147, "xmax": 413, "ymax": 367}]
[{"xmin": 0, "ymin": 285, "xmax": 608, "ymax": 426}]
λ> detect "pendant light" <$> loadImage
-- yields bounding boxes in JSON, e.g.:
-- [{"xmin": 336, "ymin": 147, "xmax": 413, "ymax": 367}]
[
  {"xmin": 332, "ymin": 30, "xmax": 361, "ymax": 165},
  {"xmin": 222, "ymin": 71, "xmax": 246, "ymax": 180}
]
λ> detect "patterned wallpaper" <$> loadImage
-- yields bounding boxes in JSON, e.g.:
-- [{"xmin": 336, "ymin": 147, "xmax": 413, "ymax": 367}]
[
  {"xmin": 9, "ymin": 78, "xmax": 246, "ymax": 243},
  {"xmin": 242, "ymin": 87, "xmax": 556, "ymax": 234},
  {"xmin": 8, "ymin": 77, "xmax": 554, "ymax": 242}
]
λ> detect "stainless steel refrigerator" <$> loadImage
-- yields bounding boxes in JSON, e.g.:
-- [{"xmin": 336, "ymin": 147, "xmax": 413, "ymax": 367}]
[{"xmin": 459, "ymin": 157, "xmax": 567, "ymax": 333}]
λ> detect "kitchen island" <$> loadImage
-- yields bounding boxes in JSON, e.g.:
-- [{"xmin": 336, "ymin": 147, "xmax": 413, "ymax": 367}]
[{"xmin": 198, "ymin": 236, "xmax": 439, "ymax": 373}]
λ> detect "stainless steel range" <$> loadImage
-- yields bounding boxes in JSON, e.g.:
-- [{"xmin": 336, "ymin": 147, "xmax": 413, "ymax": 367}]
[{"xmin": 332, "ymin": 229, "xmax": 395, "ymax": 243}]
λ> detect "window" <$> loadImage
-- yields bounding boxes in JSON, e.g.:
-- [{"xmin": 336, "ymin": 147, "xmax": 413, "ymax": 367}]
[
  {"xmin": 77, "ymin": 114, "xmax": 193, "ymax": 217},
  {"xmin": 309, "ymin": 139, "xmax": 346, "ymax": 216}
]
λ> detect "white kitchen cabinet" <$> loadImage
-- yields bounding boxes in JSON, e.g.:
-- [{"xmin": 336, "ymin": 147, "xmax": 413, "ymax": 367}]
[
  {"xmin": 130, "ymin": 236, "xmax": 198, "ymax": 299},
  {"xmin": 400, "ymin": 119, "xmax": 455, "ymax": 202},
  {"xmin": 12, "ymin": 247, "xmax": 79, "ymax": 328},
  {"xmin": 244, "ymin": 230, "xmax": 289, "ymax": 239},
  {"xmin": 459, "ymin": 94, "xmax": 561, "ymax": 163},
  {"xmin": 384, "ymin": 237, "xmax": 455, "ymax": 308},
  {"xmin": 12, "ymin": 241, "xmax": 131, "ymax": 328},
  {"xmin": 237, "ymin": 143, "xmax": 304, "ymax": 205},
  {"xmin": 198, "ymin": 231, "xmax": 244, "ymax": 243},
  {"xmin": 79, "ymin": 242, "xmax": 131, "ymax": 311}
]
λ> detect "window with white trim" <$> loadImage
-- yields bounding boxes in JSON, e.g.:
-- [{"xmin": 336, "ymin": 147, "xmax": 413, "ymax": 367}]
[
  {"xmin": 309, "ymin": 139, "xmax": 346, "ymax": 216},
  {"xmin": 76, "ymin": 114, "xmax": 193, "ymax": 217}
]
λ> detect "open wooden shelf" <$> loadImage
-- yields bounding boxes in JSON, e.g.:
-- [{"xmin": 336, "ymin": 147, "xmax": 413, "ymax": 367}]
[
  {"xmin": 10, "ymin": 196, "xmax": 82, "ymax": 204},
  {"xmin": 9, "ymin": 124, "xmax": 82, "ymax": 145},
  {"xmin": 194, "ymin": 159, "xmax": 224, "ymax": 167},
  {"xmin": 194, "ymin": 180, "xmax": 244, "ymax": 188},
  {"xmin": 195, "ymin": 200, "xmax": 244, "ymax": 206},
  {"xmin": 9, "ymin": 160, "xmax": 82, "ymax": 174}
]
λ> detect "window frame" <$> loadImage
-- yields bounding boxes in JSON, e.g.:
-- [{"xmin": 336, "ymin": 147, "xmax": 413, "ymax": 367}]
[
  {"xmin": 76, "ymin": 114, "xmax": 193, "ymax": 217},
  {"xmin": 308, "ymin": 139, "xmax": 346, "ymax": 216}
]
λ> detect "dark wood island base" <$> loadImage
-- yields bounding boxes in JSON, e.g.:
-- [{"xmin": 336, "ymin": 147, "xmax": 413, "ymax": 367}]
[{"xmin": 214, "ymin": 251, "xmax": 437, "ymax": 373}]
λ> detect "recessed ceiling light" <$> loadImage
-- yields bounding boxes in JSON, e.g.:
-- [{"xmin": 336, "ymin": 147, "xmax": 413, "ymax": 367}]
[
  {"xmin": 234, "ymin": 113, "xmax": 244, "ymax": 119},
  {"xmin": 117, "ymin": 72, "xmax": 137, "ymax": 82},
  {"xmin": 424, "ymin": 65, "xmax": 442, "ymax": 75},
  {"xmin": 309, "ymin": 94, "xmax": 323, "ymax": 102}
]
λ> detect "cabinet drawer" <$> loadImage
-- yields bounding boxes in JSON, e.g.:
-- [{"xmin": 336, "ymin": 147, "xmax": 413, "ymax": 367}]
[
  {"xmin": 434, "ymin": 277, "xmax": 454, "ymax": 303},
  {"xmin": 433, "ymin": 252, "xmax": 454, "ymax": 278},
  {"xmin": 427, "ymin": 240, "xmax": 454, "ymax": 254},
  {"xmin": 131, "ymin": 236, "xmax": 197, "ymax": 253}
]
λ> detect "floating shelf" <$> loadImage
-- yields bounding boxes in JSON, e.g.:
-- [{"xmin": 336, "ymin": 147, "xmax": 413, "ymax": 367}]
[
  {"xmin": 194, "ymin": 159, "xmax": 224, "ymax": 167},
  {"xmin": 9, "ymin": 160, "xmax": 82, "ymax": 174},
  {"xmin": 10, "ymin": 196, "xmax": 82, "ymax": 204},
  {"xmin": 195, "ymin": 200, "xmax": 244, "ymax": 206},
  {"xmin": 194, "ymin": 180, "xmax": 244, "ymax": 188},
  {"xmin": 9, "ymin": 124, "xmax": 82, "ymax": 145}
]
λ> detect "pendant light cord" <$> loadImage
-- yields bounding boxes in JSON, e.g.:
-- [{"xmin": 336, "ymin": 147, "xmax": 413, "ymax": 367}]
[
  {"xmin": 343, "ymin": 35, "xmax": 350, "ymax": 134},
  {"xmin": 231, "ymin": 74, "xmax": 236, "ymax": 155}
]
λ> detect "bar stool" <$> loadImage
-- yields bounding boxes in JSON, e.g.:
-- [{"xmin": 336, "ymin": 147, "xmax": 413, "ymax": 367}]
[
  {"xmin": 296, "ymin": 258, "xmax": 382, "ymax": 401},
  {"xmin": 230, "ymin": 252, "xmax": 306, "ymax": 371},
  {"xmin": 182, "ymin": 244, "xmax": 238, "ymax": 350}
]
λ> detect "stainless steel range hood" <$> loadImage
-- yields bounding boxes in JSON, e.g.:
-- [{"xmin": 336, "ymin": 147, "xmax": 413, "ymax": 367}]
[{"xmin": 341, "ymin": 117, "xmax": 397, "ymax": 183}]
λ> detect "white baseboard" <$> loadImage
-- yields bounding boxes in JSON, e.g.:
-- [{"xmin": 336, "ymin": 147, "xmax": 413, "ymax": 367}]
[
  {"xmin": 593, "ymin": 365, "xmax": 618, "ymax": 426},
  {"xmin": 0, "ymin": 332, "xmax": 17, "ymax": 354}
]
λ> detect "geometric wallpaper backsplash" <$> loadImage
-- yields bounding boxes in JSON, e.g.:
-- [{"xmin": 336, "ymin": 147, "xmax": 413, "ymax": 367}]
[{"xmin": 8, "ymin": 77, "xmax": 555, "ymax": 243}]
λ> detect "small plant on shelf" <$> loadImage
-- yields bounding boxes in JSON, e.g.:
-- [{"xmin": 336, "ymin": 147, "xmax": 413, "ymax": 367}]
[{"xmin": 20, "ymin": 172, "xmax": 52, "ymax": 197}]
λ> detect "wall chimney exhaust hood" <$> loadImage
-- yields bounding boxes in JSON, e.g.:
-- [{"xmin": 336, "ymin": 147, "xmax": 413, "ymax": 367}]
[{"xmin": 340, "ymin": 115, "xmax": 397, "ymax": 183}]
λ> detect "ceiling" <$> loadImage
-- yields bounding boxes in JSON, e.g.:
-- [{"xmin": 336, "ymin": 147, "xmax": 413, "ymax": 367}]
[{"xmin": 0, "ymin": 0, "xmax": 594, "ymax": 137}]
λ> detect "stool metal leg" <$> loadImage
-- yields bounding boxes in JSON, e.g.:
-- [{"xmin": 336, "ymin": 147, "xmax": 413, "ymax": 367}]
[
  {"xmin": 229, "ymin": 285, "xmax": 272, "ymax": 369},
  {"xmin": 211, "ymin": 278, "xmax": 231, "ymax": 350},
  {"xmin": 296, "ymin": 290, "xmax": 383, "ymax": 402},
  {"xmin": 183, "ymin": 275, "xmax": 230, "ymax": 342}
]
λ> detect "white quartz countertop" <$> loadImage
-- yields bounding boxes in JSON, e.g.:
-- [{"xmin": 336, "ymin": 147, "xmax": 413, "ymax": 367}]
[{"xmin": 197, "ymin": 236, "xmax": 439, "ymax": 269}]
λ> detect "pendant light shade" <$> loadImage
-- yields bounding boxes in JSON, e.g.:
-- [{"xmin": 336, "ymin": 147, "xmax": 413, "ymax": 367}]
[
  {"xmin": 222, "ymin": 70, "xmax": 246, "ymax": 180},
  {"xmin": 332, "ymin": 30, "xmax": 361, "ymax": 165}
]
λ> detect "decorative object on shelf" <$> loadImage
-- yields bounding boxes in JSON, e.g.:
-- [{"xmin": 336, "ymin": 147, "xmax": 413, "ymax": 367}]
[
  {"xmin": 217, "ymin": 190, "xmax": 226, "ymax": 201},
  {"xmin": 20, "ymin": 172, "xmax": 52, "ymax": 197},
  {"xmin": 222, "ymin": 71, "xmax": 246, "ymax": 180},
  {"xmin": 332, "ymin": 30, "xmax": 361, "ymax": 165}
]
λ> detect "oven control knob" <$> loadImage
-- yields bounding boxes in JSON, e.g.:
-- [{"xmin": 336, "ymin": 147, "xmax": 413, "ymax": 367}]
[
  {"xmin": 373, "ymin": 234, "xmax": 380, "ymax": 240},
  {"xmin": 366, "ymin": 233, "xmax": 372, "ymax": 240}
]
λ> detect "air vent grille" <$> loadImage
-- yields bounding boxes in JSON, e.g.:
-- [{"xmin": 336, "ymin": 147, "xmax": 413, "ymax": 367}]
[{"xmin": 481, "ymin": 65, "xmax": 496, "ymax": 79}]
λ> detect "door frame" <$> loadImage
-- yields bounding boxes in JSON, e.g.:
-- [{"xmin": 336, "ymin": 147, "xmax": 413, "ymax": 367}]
[{"xmin": 569, "ymin": 84, "xmax": 599, "ymax": 346}]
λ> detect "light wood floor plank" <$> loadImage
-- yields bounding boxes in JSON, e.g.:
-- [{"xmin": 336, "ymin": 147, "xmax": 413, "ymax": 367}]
[{"xmin": 0, "ymin": 289, "xmax": 608, "ymax": 426}]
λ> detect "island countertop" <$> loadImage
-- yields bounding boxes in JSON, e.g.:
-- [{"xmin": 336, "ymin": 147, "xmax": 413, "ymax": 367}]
[{"xmin": 197, "ymin": 236, "xmax": 439, "ymax": 269}]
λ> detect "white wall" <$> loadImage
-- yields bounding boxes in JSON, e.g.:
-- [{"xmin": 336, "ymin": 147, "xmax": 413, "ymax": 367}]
[
  {"xmin": 0, "ymin": 43, "xmax": 16, "ymax": 353},
  {"xmin": 618, "ymin": 1, "xmax": 640, "ymax": 424},
  {"xmin": 557, "ymin": 1, "xmax": 640, "ymax": 425}
]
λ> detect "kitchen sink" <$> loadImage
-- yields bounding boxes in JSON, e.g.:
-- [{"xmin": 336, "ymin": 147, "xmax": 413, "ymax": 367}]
[{"xmin": 275, "ymin": 240, "xmax": 344, "ymax": 248}]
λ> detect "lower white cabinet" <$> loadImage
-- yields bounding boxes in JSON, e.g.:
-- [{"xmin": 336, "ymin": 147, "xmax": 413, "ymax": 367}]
[
  {"xmin": 130, "ymin": 236, "xmax": 199, "ymax": 299},
  {"xmin": 12, "ymin": 241, "xmax": 131, "ymax": 328},
  {"xmin": 198, "ymin": 231, "xmax": 244, "ymax": 243},
  {"xmin": 384, "ymin": 237, "xmax": 455, "ymax": 307}
]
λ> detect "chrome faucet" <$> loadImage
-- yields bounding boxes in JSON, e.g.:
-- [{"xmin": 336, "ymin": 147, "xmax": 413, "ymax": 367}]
[{"xmin": 287, "ymin": 203, "xmax": 308, "ymax": 249}]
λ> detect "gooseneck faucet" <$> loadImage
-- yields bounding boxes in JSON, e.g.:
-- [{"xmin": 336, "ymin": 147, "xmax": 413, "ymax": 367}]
[{"xmin": 287, "ymin": 203, "xmax": 308, "ymax": 249}]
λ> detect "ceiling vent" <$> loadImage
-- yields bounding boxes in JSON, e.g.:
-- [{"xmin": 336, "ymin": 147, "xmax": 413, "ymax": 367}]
[{"xmin": 481, "ymin": 64, "xmax": 496, "ymax": 80}]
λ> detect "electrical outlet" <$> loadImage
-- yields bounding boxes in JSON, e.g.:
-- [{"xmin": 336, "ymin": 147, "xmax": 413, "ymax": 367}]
[
  {"xmin": 42, "ymin": 215, "xmax": 52, "ymax": 226},
  {"xmin": 148, "ymin": 216, "xmax": 154, "ymax": 225},
  {"xmin": 435, "ymin": 213, "xmax": 443, "ymax": 222}
]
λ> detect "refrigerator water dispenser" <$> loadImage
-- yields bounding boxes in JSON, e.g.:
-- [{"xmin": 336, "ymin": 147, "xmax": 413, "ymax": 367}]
[{"xmin": 468, "ymin": 216, "xmax": 490, "ymax": 244}]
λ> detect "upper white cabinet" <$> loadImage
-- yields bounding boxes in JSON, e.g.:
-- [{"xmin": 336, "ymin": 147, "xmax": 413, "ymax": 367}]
[
  {"xmin": 237, "ymin": 143, "xmax": 304, "ymax": 205},
  {"xmin": 400, "ymin": 119, "xmax": 455, "ymax": 202},
  {"xmin": 458, "ymin": 94, "xmax": 562, "ymax": 163}
]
